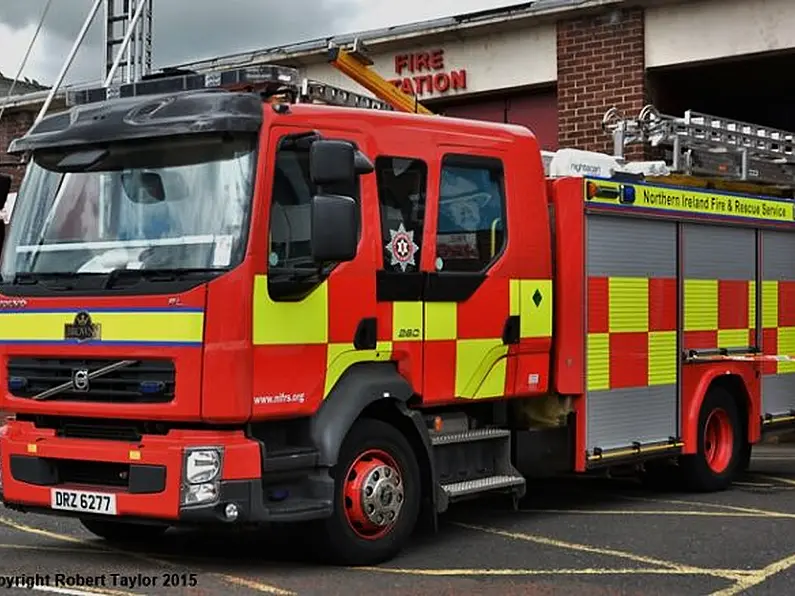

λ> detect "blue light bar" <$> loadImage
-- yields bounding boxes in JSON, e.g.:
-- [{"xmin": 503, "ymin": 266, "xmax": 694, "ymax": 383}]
[{"xmin": 66, "ymin": 64, "xmax": 303, "ymax": 107}]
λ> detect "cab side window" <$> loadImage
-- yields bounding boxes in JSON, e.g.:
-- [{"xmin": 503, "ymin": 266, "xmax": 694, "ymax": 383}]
[
  {"xmin": 436, "ymin": 155, "xmax": 506, "ymax": 273},
  {"xmin": 269, "ymin": 135, "xmax": 360, "ymax": 269},
  {"xmin": 375, "ymin": 156, "xmax": 427, "ymax": 273}
]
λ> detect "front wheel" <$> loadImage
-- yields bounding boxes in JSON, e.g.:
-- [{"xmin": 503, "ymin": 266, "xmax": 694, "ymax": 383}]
[
  {"xmin": 80, "ymin": 518, "xmax": 169, "ymax": 543},
  {"xmin": 310, "ymin": 417, "xmax": 422, "ymax": 566},
  {"xmin": 680, "ymin": 386, "xmax": 742, "ymax": 492}
]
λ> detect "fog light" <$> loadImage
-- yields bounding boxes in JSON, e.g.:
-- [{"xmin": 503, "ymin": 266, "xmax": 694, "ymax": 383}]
[
  {"xmin": 224, "ymin": 503, "xmax": 239, "ymax": 521},
  {"xmin": 182, "ymin": 482, "xmax": 218, "ymax": 506}
]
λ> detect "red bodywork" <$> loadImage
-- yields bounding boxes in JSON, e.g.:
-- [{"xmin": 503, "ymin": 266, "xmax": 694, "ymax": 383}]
[{"xmin": 0, "ymin": 101, "xmax": 763, "ymax": 520}]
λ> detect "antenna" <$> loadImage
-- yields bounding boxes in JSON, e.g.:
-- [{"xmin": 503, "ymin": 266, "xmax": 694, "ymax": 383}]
[{"xmin": 32, "ymin": 0, "xmax": 154, "ymax": 127}]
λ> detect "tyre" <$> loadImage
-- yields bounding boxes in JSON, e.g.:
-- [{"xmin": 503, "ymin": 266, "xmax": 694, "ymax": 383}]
[
  {"xmin": 310, "ymin": 417, "xmax": 422, "ymax": 566},
  {"xmin": 80, "ymin": 518, "xmax": 169, "ymax": 543},
  {"xmin": 680, "ymin": 386, "xmax": 742, "ymax": 492}
]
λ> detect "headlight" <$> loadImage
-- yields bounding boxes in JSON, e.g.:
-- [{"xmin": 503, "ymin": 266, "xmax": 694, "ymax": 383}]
[
  {"xmin": 184, "ymin": 448, "xmax": 221, "ymax": 484},
  {"xmin": 181, "ymin": 447, "xmax": 223, "ymax": 507}
]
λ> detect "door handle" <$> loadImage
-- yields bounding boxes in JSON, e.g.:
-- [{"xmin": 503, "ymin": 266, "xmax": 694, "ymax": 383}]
[{"xmin": 502, "ymin": 315, "xmax": 520, "ymax": 345}]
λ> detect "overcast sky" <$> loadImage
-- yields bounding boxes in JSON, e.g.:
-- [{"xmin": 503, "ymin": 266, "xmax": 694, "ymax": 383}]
[{"xmin": 0, "ymin": 0, "xmax": 521, "ymax": 88}]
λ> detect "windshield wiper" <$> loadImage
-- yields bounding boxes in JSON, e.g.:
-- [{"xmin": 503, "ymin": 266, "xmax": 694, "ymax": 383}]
[
  {"xmin": 11, "ymin": 271, "xmax": 103, "ymax": 290},
  {"xmin": 103, "ymin": 267, "xmax": 225, "ymax": 289}
]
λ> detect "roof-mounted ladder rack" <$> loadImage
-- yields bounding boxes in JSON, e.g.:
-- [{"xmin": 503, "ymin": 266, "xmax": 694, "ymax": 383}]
[
  {"xmin": 603, "ymin": 104, "xmax": 795, "ymax": 189},
  {"xmin": 298, "ymin": 79, "xmax": 395, "ymax": 112}
]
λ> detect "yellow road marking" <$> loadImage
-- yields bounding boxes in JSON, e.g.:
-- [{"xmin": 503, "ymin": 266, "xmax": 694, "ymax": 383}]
[
  {"xmin": 31, "ymin": 586, "xmax": 141, "ymax": 596},
  {"xmin": 218, "ymin": 575, "xmax": 297, "ymax": 595},
  {"xmin": 520, "ymin": 508, "xmax": 771, "ymax": 518},
  {"xmin": 615, "ymin": 494, "xmax": 795, "ymax": 519},
  {"xmin": 709, "ymin": 552, "xmax": 795, "ymax": 596},
  {"xmin": 0, "ymin": 517, "xmax": 296, "ymax": 596},
  {"xmin": 732, "ymin": 481, "xmax": 776, "ymax": 488},
  {"xmin": 357, "ymin": 567, "xmax": 757, "ymax": 577},
  {"xmin": 754, "ymin": 474, "xmax": 795, "ymax": 486},
  {"xmin": 452, "ymin": 522, "xmax": 744, "ymax": 580},
  {"xmin": 0, "ymin": 542, "xmax": 106, "ymax": 553},
  {"xmin": 0, "ymin": 516, "xmax": 88, "ymax": 544}
]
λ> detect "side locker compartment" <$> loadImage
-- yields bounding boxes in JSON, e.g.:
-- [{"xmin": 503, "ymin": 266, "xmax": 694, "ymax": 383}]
[
  {"xmin": 760, "ymin": 229, "xmax": 795, "ymax": 423},
  {"xmin": 679, "ymin": 223, "xmax": 758, "ymax": 452},
  {"xmin": 585, "ymin": 214, "xmax": 679, "ymax": 462}
]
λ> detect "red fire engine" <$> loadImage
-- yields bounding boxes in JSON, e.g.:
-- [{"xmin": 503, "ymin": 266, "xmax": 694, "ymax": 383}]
[{"xmin": 1, "ymin": 41, "xmax": 795, "ymax": 566}]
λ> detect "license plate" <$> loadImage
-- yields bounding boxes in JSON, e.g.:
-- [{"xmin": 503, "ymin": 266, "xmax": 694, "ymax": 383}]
[{"xmin": 51, "ymin": 488, "xmax": 117, "ymax": 515}]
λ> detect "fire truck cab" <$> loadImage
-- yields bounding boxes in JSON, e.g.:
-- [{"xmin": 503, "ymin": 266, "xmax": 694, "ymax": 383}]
[{"xmin": 0, "ymin": 63, "xmax": 793, "ymax": 566}]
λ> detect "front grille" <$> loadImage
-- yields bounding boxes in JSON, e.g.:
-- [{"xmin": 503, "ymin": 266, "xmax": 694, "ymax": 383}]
[
  {"xmin": 16, "ymin": 414, "xmax": 174, "ymax": 442},
  {"xmin": 56, "ymin": 458, "xmax": 130, "ymax": 488},
  {"xmin": 7, "ymin": 358, "xmax": 176, "ymax": 404}
]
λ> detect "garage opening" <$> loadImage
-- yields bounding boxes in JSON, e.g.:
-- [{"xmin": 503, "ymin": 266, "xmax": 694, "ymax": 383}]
[{"xmin": 647, "ymin": 50, "xmax": 795, "ymax": 132}]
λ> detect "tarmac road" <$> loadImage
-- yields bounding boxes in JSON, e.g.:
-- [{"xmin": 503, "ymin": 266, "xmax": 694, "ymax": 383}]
[{"xmin": 2, "ymin": 445, "xmax": 795, "ymax": 596}]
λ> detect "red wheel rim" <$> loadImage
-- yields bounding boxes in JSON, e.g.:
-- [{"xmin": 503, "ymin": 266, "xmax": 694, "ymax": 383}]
[
  {"xmin": 703, "ymin": 408, "xmax": 734, "ymax": 474},
  {"xmin": 343, "ymin": 448, "xmax": 404, "ymax": 540}
]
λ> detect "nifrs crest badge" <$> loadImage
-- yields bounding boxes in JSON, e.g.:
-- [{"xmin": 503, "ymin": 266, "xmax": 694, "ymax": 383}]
[
  {"xmin": 64, "ymin": 311, "xmax": 101, "ymax": 342},
  {"xmin": 386, "ymin": 222, "xmax": 419, "ymax": 273}
]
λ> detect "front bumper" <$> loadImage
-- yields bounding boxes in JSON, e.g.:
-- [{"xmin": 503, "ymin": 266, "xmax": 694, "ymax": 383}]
[{"xmin": 0, "ymin": 419, "xmax": 333, "ymax": 525}]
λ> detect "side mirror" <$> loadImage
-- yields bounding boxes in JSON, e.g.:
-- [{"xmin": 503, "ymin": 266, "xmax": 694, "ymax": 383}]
[
  {"xmin": 310, "ymin": 194, "xmax": 358, "ymax": 263},
  {"xmin": 310, "ymin": 140, "xmax": 356, "ymax": 186},
  {"xmin": 0, "ymin": 174, "xmax": 11, "ymax": 207}
]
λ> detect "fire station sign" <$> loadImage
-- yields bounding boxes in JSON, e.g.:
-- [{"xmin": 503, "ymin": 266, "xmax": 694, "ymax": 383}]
[{"xmin": 389, "ymin": 49, "xmax": 468, "ymax": 97}]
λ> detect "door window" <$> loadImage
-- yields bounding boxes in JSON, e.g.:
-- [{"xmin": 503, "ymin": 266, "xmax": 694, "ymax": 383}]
[
  {"xmin": 374, "ymin": 156, "xmax": 428, "ymax": 273},
  {"xmin": 436, "ymin": 155, "xmax": 507, "ymax": 273}
]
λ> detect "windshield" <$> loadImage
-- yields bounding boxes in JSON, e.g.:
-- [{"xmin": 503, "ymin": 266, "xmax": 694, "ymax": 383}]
[{"xmin": 1, "ymin": 134, "xmax": 256, "ymax": 282}]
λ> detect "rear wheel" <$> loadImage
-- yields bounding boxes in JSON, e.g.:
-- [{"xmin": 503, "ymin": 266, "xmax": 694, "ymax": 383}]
[
  {"xmin": 680, "ymin": 387, "xmax": 742, "ymax": 492},
  {"xmin": 310, "ymin": 417, "xmax": 421, "ymax": 566},
  {"xmin": 80, "ymin": 518, "xmax": 169, "ymax": 543}
]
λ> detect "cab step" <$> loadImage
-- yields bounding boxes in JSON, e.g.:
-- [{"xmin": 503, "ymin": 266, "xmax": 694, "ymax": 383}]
[
  {"xmin": 441, "ymin": 474, "xmax": 526, "ymax": 499},
  {"xmin": 429, "ymin": 419, "xmax": 526, "ymax": 510},
  {"xmin": 430, "ymin": 427, "xmax": 511, "ymax": 446}
]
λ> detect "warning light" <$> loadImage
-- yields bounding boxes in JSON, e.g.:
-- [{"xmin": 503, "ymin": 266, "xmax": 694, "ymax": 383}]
[
  {"xmin": 66, "ymin": 65, "xmax": 302, "ymax": 107},
  {"xmin": 586, "ymin": 181, "xmax": 620, "ymax": 201},
  {"xmin": 620, "ymin": 184, "xmax": 636, "ymax": 204}
]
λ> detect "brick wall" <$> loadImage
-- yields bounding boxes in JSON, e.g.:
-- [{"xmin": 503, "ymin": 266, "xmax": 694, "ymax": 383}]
[
  {"xmin": 557, "ymin": 7, "xmax": 647, "ymax": 159},
  {"xmin": 0, "ymin": 108, "xmax": 36, "ymax": 192}
]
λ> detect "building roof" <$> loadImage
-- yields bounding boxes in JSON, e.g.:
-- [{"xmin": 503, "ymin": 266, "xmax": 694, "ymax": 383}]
[
  {"xmin": 0, "ymin": 74, "xmax": 48, "ymax": 98},
  {"xmin": 0, "ymin": 0, "xmax": 630, "ymax": 109},
  {"xmin": 175, "ymin": 0, "xmax": 624, "ymax": 71}
]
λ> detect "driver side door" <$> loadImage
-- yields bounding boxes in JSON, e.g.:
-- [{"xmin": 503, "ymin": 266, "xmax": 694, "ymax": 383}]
[{"xmin": 251, "ymin": 125, "xmax": 382, "ymax": 416}]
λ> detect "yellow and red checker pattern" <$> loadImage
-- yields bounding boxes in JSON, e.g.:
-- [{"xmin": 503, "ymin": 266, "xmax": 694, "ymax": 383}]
[
  {"xmin": 682, "ymin": 279, "xmax": 757, "ymax": 352},
  {"xmin": 251, "ymin": 271, "xmax": 554, "ymax": 415},
  {"xmin": 586, "ymin": 276, "xmax": 677, "ymax": 391},
  {"xmin": 760, "ymin": 280, "xmax": 795, "ymax": 376}
]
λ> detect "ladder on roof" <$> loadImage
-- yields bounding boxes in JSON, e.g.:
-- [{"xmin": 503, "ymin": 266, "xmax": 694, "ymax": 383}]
[
  {"xmin": 299, "ymin": 79, "xmax": 396, "ymax": 112},
  {"xmin": 603, "ymin": 104, "xmax": 795, "ymax": 189},
  {"xmin": 324, "ymin": 38, "xmax": 434, "ymax": 115}
]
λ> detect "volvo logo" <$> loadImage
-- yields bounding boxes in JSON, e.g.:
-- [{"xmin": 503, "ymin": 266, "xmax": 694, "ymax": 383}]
[
  {"xmin": 0, "ymin": 298, "xmax": 27, "ymax": 309},
  {"xmin": 71, "ymin": 368, "xmax": 90, "ymax": 392}
]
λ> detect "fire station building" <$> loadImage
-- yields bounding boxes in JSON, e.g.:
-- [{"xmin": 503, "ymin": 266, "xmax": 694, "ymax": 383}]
[{"xmin": 2, "ymin": 0, "xmax": 795, "ymax": 193}]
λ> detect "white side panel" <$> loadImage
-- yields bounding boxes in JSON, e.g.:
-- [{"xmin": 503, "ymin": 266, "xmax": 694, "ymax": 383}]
[{"xmin": 646, "ymin": 0, "xmax": 795, "ymax": 68}]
